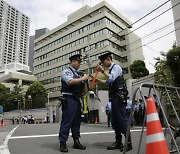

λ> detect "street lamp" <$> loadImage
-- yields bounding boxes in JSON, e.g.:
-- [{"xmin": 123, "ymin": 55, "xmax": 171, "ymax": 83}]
[
  {"xmin": 17, "ymin": 100, "xmax": 22, "ymax": 119},
  {"xmin": 47, "ymin": 92, "xmax": 52, "ymax": 123},
  {"xmin": 15, "ymin": 98, "xmax": 21, "ymax": 122},
  {"xmin": 28, "ymin": 95, "xmax": 32, "ymax": 115}
]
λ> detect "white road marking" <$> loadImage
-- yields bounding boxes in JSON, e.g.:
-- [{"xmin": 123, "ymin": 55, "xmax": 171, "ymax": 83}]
[
  {"xmin": 0, "ymin": 125, "xmax": 19, "ymax": 154},
  {"xmin": 9, "ymin": 129, "xmax": 146, "ymax": 140}
]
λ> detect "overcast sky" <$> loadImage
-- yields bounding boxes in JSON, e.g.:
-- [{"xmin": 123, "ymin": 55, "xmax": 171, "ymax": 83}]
[{"xmin": 3, "ymin": 0, "xmax": 177, "ymax": 73}]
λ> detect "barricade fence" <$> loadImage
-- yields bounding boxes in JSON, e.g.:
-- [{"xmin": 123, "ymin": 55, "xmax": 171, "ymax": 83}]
[{"xmin": 123, "ymin": 83, "xmax": 180, "ymax": 154}]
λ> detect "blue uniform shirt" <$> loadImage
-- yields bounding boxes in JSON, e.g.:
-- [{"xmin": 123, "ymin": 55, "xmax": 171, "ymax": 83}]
[
  {"xmin": 134, "ymin": 104, "xmax": 139, "ymax": 112},
  {"xmin": 61, "ymin": 66, "xmax": 79, "ymax": 95},
  {"xmin": 154, "ymin": 98, "xmax": 160, "ymax": 106},
  {"xmin": 61, "ymin": 66, "xmax": 79, "ymax": 85},
  {"xmin": 106, "ymin": 63, "xmax": 123, "ymax": 85},
  {"xmin": 126, "ymin": 99, "xmax": 132, "ymax": 109},
  {"xmin": 105, "ymin": 102, "xmax": 112, "ymax": 113}
]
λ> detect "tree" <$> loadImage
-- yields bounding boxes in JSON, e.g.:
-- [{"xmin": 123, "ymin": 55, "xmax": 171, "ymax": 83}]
[
  {"xmin": 12, "ymin": 84, "xmax": 24, "ymax": 95},
  {"xmin": 154, "ymin": 59, "xmax": 174, "ymax": 86},
  {"xmin": 26, "ymin": 82, "xmax": 47, "ymax": 109},
  {"xmin": 130, "ymin": 60, "xmax": 149, "ymax": 79},
  {"xmin": 0, "ymin": 83, "xmax": 25, "ymax": 112},
  {"xmin": 154, "ymin": 49, "xmax": 179, "ymax": 117},
  {"xmin": 166, "ymin": 46, "xmax": 180, "ymax": 87},
  {"xmin": 0, "ymin": 83, "xmax": 6, "ymax": 94},
  {"xmin": 0, "ymin": 83, "xmax": 7, "ymax": 109}
]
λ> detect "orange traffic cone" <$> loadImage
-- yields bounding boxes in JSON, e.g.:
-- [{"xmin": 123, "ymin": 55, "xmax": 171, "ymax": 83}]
[
  {"xmin": 146, "ymin": 97, "xmax": 169, "ymax": 154},
  {"xmin": 0, "ymin": 120, "xmax": 6, "ymax": 126}
]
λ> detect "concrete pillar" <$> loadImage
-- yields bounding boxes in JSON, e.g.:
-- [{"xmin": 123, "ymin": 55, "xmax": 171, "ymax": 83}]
[
  {"xmin": 88, "ymin": 90, "xmax": 109, "ymax": 123},
  {"xmin": 18, "ymin": 79, "xmax": 22, "ymax": 85},
  {"xmin": 98, "ymin": 90, "xmax": 109, "ymax": 123},
  {"xmin": 48, "ymin": 99, "xmax": 61, "ymax": 123},
  {"xmin": 171, "ymin": 0, "xmax": 180, "ymax": 46}
]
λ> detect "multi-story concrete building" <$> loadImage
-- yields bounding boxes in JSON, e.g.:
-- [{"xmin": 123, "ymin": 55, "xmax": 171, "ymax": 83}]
[
  {"xmin": 171, "ymin": 0, "xmax": 180, "ymax": 46},
  {"xmin": 29, "ymin": 28, "xmax": 49, "ymax": 72},
  {"xmin": 0, "ymin": 0, "xmax": 30, "ymax": 76},
  {"xmin": 33, "ymin": 1, "xmax": 144, "ymax": 102}
]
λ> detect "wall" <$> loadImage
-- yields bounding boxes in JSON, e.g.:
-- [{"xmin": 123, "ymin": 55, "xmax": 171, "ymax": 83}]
[
  {"xmin": 130, "ymin": 74, "xmax": 155, "ymax": 100},
  {"xmin": 3, "ymin": 109, "xmax": 48, "ymax": 122},
  {"xmin": 88, "ymin": 90, "xmax": 108, "ymax": 123}
]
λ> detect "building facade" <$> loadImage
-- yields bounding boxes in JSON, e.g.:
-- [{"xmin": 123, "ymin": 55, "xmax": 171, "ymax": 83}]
[
  {"xmin": 29, "ymin": 28, "xmax": 49, "ymax": 72},
  {"xmin": 33, "ymin": 1, "xmax": 144, "ymax": 100},
  {"xmin": 0, "ymin": 0, "xmax": 30, "ymax": 75},
  {"xmin": 171, "ymin": 0, "xmax": 180, "ymax": 46}
]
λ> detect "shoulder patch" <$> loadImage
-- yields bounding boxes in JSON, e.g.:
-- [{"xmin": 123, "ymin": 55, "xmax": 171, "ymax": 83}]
[
  {"xmin": 63, "ymin": 69, "xmax": 72, "ymax": 76},
  {"xmin": 65, "ymin": 71, "xmax": 70, "ymax": 75}
]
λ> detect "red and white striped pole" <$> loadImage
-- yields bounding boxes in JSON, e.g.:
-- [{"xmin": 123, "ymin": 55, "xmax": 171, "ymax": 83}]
[{"xmin": 146, "ymin": 97, "xmax": 169, "ymax": 154}]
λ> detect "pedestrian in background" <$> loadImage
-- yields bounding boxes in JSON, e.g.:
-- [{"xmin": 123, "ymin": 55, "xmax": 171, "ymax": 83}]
[
  {"xmin": 17, "ymin": 116, "xmax": 20, "ymax": 124},
  {"xmin": 126, "ymin": 96, "xmax": 133, "ymax": 127},
  {"xmin": 27, "ymin": 115, "xmax": 31, "ymax": 124},
  {"xmin": 126, "ymin": 96, "xmax": 132, "ymax": 119},
  {"xmin": 138, "ymin": 99, "xmax": 145, "ymax": 125},
  {"xmin": 53, "ymin": 111, "xmax": 56, "ymax": 123},
  {"xmin": 46, "ymin": 113, "xmax": 49, "ymax": 123},
  {"xmin": 12, "ymin": 117, "xmax": 15, "ymax": 125},
  {"xmin": 153, "ymin": 94, "xmax": 164, "ymax": 126},
  {"xmin": 105, "ymin": 99, "xmax": 112, "ymax": 127},
  {"xmin": 134, "ymin": 100, "xmax": 139, "ymax": 126}
]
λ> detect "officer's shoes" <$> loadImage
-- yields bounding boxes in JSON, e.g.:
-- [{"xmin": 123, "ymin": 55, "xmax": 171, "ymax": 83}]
[
  {"xmin": 126, "ymin": 143, "xmax": 133, "ymax": 151},
  {"xmin": 121, "ymin": 143, "xmax": 133, "ymax": 152},
  {"xmin": 107, "ymin": 141, "xmax": 123, "ymax": 150},
  {"xmin": 60, "ymin": 141, "xmax": 68, "ymax": 153},
  {"xmin": 73, "ymin": 139, "xmax": 86, "ymax": 150}
]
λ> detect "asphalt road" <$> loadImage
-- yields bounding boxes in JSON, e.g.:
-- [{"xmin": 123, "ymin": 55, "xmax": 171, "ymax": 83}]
[{"xmin": 1, "ymin": 123, "xmax": 180, "ymax": 154}]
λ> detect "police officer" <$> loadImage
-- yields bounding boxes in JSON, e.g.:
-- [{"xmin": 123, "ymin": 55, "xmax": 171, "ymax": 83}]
[
  {"xmin": 126, "ymin": 96, "xmax": 132, "ymax": 119},
  {"xmin": 105, "ymin": 99, "xmax": 112, "ymax": 127},
  {"xmin": 138, "ymin": 99, "xmax": 144, "ymax": 125},
  {"xmin": 96, "ymin": 52, "xmax": 132, "ymax": 151},
  {"xmin": 126, "ymin": 96, "xmax": 133, "ymax": 127},
  {"xmin": 134, "ymin": 100, "xmax": 139, "ymax": 125},
  {"xmin": 59, "ymin": 54, "xmax": 88, "ymax": 153}
]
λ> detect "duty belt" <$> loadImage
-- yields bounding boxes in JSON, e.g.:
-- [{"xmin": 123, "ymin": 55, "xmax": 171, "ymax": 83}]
[{"xmin": 62, "ymin": 94, "xmax": 80, "ymax": 99}]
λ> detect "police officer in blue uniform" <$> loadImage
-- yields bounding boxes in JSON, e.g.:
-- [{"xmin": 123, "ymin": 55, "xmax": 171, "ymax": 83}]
[
  {"xmin": 96, "ymin": 52, "xmax": 132, "ymax": 151},
  {"xmin": 59, "ymin": 54, "xmax": 88, "ymax": 152},
  {"xmin": 126, "ymin": 96, "xmax": 132, "ymax": 119}
]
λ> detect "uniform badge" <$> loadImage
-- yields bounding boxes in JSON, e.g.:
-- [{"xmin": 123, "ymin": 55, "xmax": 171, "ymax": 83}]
[{"xmin": 65, "ymin": 71, "xmax": 70, "ymax": 75}]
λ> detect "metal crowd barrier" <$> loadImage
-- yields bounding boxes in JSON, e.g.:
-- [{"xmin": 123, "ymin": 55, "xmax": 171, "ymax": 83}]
[{"xmin": 123, "ymin": 83, "xmax": 180, "ymax": 154}]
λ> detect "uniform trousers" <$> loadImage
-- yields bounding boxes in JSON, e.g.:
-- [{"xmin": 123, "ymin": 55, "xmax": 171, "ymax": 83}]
[
  {"xmin": 111, "ymin": 96, "xmax": 128, "ymax": 135},
  {"xmin": 59, "ymin": 97, "xmax": 81, "ymax": 142}
]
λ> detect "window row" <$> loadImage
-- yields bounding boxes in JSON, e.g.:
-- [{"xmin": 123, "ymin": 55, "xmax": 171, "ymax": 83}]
[
  {"xmin": 122, "ymin": 67, "xmax": 129, "ymax": 74},
  {"xmin": 40, "ymin": 66, "xmax": 129, "ymax": 87},
  {"xmin": 113, "ymin": 54, "xmax": 128, "ymax": 63},
  {"xmin": 34, "ymin": 35, "xmax": 88, "ymax": 62},
  {"xmin": 34, "ymin": 28, "xmax": 124, "ymax": 63},
  {"xmin": 34, "ymin": 39, "xmax": 127, "ymax": 71},
  {"xmin": 47, "ymin": 86, "xmax": 61, "ymax": 93},
  {"xmin": 35, "ymin": 63, "xmax": 69, "ymax": 78},
  {"xmin": 90, "ymin": 40, "xmax": 126, "ymax": 52},
  {"xmin": 34, "ymin": 51, "xmax": 79, "ymax": 71},
  {"xmin": 41, "ymin": 76, "xmax": 61, "ymax": 85},
  {"xmin": 34, "ymin": 17, "xmax": 123, "ymax": 54},
  {"xmin": 34, "ymin": 39, "xmax": 110, "ymax": 70}
]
